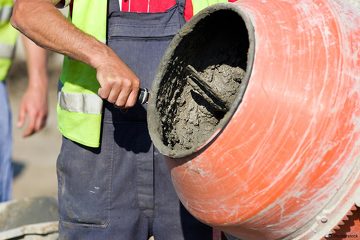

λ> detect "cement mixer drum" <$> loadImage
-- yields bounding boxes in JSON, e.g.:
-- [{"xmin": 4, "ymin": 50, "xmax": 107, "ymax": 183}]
[{"xmin": 147, "ymin": 0, "xmax": 360, "ymax": 239}]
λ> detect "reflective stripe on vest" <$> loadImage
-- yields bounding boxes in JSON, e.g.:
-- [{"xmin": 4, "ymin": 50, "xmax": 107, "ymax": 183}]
[
  {"xmin": 58, "ymin": 91, "xmax": 103, "ymax": 115},
  {"xmin": 57, "ymin": 0, "xmax": 107, "ymax": 147},
  {"xmin": 0, "ymin": 1, "xmax": 18, "ymax": 81},
  {"xmin": 0, "ymin": 5, "xmax": 11, "ymax": 23},
  {"xmin": 0, "ymin": 43, "xmax": 14, "ymax": 58}
]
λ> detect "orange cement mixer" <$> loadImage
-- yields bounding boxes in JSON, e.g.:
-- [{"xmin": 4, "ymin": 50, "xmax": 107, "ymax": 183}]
[{"xmin": 147, "ymin": 0, "xmax": 360, "ymax": 239}]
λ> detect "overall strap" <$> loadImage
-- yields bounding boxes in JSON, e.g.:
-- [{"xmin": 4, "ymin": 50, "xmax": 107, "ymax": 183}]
[{"xmin": 176, "ymin": 0, "xmax": 186, "ymax": 15}]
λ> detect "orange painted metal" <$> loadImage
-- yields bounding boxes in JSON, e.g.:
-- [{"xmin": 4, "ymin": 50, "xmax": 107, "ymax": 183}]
[{"xmin": 164, "ymin": 0, "xmax": 360, "ymax": 239}]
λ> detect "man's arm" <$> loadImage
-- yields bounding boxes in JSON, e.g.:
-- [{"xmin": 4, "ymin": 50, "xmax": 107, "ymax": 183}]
[
  {"xmin": 11, "ymin": 0, "xmax": 140, "ymax": 108},
  {"xmin": 18, "ymin": 35, "xmax": 49, "ymax": 137}
]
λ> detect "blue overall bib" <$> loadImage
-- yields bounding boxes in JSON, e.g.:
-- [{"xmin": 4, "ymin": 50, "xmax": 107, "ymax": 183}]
[{"xmin": 56, "ymin": 1, "xmax": 213, "ymax": 239}]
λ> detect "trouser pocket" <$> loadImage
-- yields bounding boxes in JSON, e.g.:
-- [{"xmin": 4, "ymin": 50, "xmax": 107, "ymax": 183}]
[{"xmin": 57, "ymin": 133, "xmax": 114, "ymax": 228}]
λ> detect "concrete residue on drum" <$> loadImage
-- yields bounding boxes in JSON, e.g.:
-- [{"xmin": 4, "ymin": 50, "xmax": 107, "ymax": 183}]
[{"xmin": 154, "ymin": 9, "xmax": 250, "ymax": 154}]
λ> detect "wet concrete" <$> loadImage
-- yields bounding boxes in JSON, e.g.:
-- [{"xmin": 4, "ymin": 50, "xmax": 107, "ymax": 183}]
[
  {"xmin": 153, "ymin": 8, "xmax": 251, "ymax": 155},
  {"xmin": 159, "ymin": 64, "xmax": 245, "ymax": 151}
]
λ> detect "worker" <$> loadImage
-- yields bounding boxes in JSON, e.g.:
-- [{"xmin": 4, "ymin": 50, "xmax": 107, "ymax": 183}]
[
  {"xmin": 11, "ymin": 0, "xmax": 234, "ymax": 239},
  {"xmin": 0, "ymin": 0, "xmax": 48, "ymax": 202}
]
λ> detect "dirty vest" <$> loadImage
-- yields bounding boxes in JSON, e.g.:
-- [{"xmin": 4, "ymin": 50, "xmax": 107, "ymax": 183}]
[
  {"xmin": 58, "ymin": 0, "xmax": 228, "ymax": 148},
  {"xmin": 0, "ymin": 0, "xmax": 18, "ymax": 81}
]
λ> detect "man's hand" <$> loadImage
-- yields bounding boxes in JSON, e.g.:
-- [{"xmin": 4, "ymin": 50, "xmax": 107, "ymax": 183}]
[
  {"xmin": 95, "ymin": 48, "xmax": 140, "ymax": 108},
  {"xmin": 18, "ymin": 35, "xmax": 49, "ymax": 137},
  {"xmin": 17, "ymin": 84, "xmax": 48, "ymax": 137}
]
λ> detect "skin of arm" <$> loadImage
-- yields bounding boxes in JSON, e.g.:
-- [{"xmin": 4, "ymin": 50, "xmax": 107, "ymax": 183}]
[
  {"xmin": 11, "ymin": 0, "xmax": 140, "ymax": 108},
  {"xmin": 18, "ymin": 35, "xmax": 49, "ymax": 137}
]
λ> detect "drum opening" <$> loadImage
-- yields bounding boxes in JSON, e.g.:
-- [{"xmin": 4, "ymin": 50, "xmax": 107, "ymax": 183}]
[{"xmin": 148, "ymin": 4, "xmax": 255, "ymax": 158}]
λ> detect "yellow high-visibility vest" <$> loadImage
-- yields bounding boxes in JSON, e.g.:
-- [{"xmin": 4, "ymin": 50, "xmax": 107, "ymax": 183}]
[{"xmin": 0, "ymin": 0, "xmax": 18, "ymax": 81}]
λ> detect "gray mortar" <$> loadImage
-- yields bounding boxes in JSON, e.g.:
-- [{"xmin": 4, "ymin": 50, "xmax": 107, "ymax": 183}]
[
  {"xmin": 160, "ymin": 65, "xmax": 245, "ymax": 151},
  {"xmin": 148, "ymin": 4, "xmax": 255, "ymax": 158}
]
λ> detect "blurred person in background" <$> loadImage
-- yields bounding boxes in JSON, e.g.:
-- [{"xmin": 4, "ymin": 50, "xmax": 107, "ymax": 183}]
[{"xmin": 0, "ymin": 0, "xmax": 48, "ymax": 202}]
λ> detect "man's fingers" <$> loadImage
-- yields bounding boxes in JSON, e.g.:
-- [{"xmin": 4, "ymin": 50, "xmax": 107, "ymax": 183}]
[
  {"xmin": 34, "ymin": 113, "xmax": 46, "ymax": 132},
  {"xmin": 125, "ymin": 90, "xmax": 139, "ymax": 108},
  {"xmin": 17, "ymin": 104, "xmax": 26, "ymax": 128},
  {"xmin": 23, "ymin": 113, "xmax": 36, "ymax": 137},
  {"xmin": 98, "ymin": 85, "xmax": 111, "ymax": 99},
  {"xmin": 108, "ymin": 87, "xmax": 121, "ymax": 104},
  {"xmin": 96, "ymin": 59, "xmax": 140, "ymax": 108},
  {"xmin": 115, "ymin": 87, "xmax": 132, "ymax": 108}
]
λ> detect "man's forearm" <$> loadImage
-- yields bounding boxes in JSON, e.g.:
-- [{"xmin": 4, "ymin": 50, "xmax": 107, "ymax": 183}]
[
  {"xmin": 12, "ymin": 0, "xmax": 141, "ymax": 108},
  {"xmin": 21, "ymin": 35, "xmax": 48, "ymax": 89},
  {"xmin": 18, "ymin": 35, "xmax": 49, "ymax": 137},
  {"xmin": 11, "ymin": 0, "xmax": 111, "ymax": 69}
]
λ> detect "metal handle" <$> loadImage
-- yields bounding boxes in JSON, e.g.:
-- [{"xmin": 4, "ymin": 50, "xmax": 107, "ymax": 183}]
[{"xmin": 138, "ymin": 88, "xmax": 150, "ymax": 104}]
